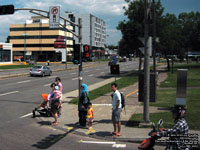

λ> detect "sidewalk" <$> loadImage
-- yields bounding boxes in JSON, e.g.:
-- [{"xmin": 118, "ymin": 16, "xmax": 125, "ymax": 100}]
[{"xmin": 37, "ymin": 66, "xmax": 200, "ymax": 144}]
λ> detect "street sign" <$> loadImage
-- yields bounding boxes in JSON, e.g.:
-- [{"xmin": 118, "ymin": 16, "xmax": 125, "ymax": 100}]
[{"xmin": 49, "ymin": 6, "xmax": 60, "ymax": 29}]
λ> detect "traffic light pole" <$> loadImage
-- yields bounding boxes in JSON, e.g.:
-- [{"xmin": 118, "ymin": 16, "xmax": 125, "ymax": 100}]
[
  {"xmin": 78, "ymin": 18, "xmax": 83, "ymax": 99},
  {"xmin": 143, "ymin": 0, "xmax": 150, "ymax": 123}
]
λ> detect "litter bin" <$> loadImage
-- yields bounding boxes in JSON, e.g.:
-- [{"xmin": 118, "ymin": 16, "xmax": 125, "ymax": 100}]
[
  {"xmin": 110, "ymin": 64, "xmax": 120, "ymax": 75},
  {"xmin": 138, "ymin": 72, "xmax": 156, "ymax": 102}
]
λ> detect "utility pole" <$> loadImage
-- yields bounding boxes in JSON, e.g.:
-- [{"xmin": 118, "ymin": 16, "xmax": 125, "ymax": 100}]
[
  {"xmin": 143, "ymin": 0, "xmax": 150, "ymax": 123},
  {"xmin": 64, "ymin": 20, "xmax": 67, "ymax": 70},
  {"xmin": 152, "ymin": 0, "xmax": 156, "ymax": 73},
  {"xmin": 78, "ymin": 18, "xmax": 83, "ymax": 98}
]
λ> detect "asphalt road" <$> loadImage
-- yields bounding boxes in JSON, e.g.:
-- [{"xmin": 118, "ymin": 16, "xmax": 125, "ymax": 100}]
[{"xmin": 1, "ymin": 61, "xmax": 153, "ymax": 150}]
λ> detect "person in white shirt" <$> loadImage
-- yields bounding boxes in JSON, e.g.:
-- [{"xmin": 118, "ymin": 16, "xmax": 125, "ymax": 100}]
[{"xmin": 111, "ymin": 83, "xmax": 122, "ymax": 136}]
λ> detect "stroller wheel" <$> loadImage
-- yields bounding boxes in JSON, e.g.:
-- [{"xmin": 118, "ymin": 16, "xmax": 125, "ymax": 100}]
[{"xmin": 32, "ymin": 110, "xmax": 36, "ymax": 118}]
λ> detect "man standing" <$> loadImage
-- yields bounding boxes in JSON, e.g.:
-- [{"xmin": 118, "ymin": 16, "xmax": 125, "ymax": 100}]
[{"xmin": 111, "ymin": 83, "xmax": 122, "ymax": 136}]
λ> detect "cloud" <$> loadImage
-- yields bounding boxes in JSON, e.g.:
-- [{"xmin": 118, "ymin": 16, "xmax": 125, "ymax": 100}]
[{"xmin": 0, "ymin": 0, "xmax": 127, "ymax": 44}]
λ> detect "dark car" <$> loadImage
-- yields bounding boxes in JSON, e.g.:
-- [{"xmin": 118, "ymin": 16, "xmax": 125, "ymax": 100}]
[{"xmin": 30, "ymin": 65, "xmax": 52, "ymax": 77}]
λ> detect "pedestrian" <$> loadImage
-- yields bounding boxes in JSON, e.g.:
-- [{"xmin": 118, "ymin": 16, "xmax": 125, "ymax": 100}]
[
  {"xmin": 110, "ymin": 83, "xmax": 122, "ymax": 136},
  {"xmin": 87, "ymin": 102, "xmax": 94, "ymax": 130},
  {"xmin": 51, "ymin": 85, "xmax": 61, "ymax": 126},
  {"xmin": 55, "ymin": 77, "xmax": 62, "ymax": 116},
  {"xmin": 78, "ymin": 83, "xmax": 89, "ymax": 127}
]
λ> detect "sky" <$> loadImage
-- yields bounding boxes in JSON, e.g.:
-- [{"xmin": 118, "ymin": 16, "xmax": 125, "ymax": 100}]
[{"xmin": 0, "ymin": 0, "xmax": 200, "ymax": 45}]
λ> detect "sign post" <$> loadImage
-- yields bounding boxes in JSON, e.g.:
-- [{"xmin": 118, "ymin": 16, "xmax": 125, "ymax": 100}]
[{"xmin": 49, "ymin": 6, "xmax": 60, "ymax": 29}]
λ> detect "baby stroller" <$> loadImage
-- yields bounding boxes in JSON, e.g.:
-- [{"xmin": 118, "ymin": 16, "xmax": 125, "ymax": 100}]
[{"xmin": 32, "ymin": 93, "xmax": 52, "ymax": 118}]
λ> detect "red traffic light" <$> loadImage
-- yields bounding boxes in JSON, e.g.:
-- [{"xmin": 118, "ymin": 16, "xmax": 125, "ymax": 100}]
[{"xmin": 0, "ymin": 5, "xmax": 15, "ymax": 15}]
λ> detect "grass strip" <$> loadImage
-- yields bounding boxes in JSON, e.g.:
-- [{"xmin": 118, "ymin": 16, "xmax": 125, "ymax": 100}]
[
  {"xmin": 69, "ymin": 72, "xmax": 138, "ymax": 104},
  {"xmin": 0, "ymin": 65, "xmax": 34, "ymax": 69},
  {"xmin": 160, "ymin": 63, "xmax": 200, "ymax": 87},
  {"xmin": 128, "ymin": 88, "xmax": 200, "ymax": 130}
]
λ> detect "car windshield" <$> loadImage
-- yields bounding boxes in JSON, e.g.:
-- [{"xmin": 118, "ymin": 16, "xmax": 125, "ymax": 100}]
[{"xmin": 33, "ymin": 66, "xmax": 42, "ymax": 69}]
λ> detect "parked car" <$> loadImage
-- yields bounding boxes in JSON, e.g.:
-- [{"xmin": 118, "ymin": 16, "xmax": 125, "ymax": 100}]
[{"xmin": 30, "ymin": 65, "xmax": 52, "ymax": 77}]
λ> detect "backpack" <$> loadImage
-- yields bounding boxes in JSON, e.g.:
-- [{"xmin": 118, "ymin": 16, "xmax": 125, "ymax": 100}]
[{"xmin": 120, "ymin": 93, "xmax": 125, "ymax": 109}]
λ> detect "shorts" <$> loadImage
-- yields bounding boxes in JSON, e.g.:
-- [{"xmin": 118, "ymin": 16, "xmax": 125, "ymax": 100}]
[
  {"xmin": 112, "ymin": 108, "xmax": 122, "ymax": 123},
  {"xmin": 51, "ymin": 99, "xmax": 60, "ymax": 114}
]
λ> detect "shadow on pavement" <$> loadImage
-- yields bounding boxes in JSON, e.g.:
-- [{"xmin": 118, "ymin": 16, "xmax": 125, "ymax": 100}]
[{"xmin": 32, "ymin": 133, "xmax": 68, "ymax": 149}]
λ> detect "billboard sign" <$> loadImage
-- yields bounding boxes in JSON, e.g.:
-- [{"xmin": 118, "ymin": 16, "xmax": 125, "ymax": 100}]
[{"xmin": 49, "ymin": 6, "xmax": 60, "ymax": 29}]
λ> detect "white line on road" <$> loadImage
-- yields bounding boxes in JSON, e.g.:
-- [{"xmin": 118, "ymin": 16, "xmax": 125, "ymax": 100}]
[
  {"xmin": 92, "ymin": 104, "xmax": 112, "ymax": 106},
  {"xmin": 17, "ymin": 80, "xmax": 31, "ymax": 84},
  {"xmin": 72, "ymin": 78, "xmax": 78, "ymax": 80},
  {"xmin": 79, "ymin": 140, "xmax": 116, "ymax": 145},
  {"xmin": 112, "ymin": 144, "xmax": 126, "ymax": 148},
  {"xmin": 84, "ymin": 70, "xmax": 89, "ymax": 73},
  {"xmin": 0, "ymin": 91, "xmax": 19, "ymax": 96},
  {"xmin": 88, "ymin": 74, "xmax": 94, "ymax": 77},
  {"xmin": 70, "ymin": 73, "xmax": 76, "ymax": 75},
  {"xmin": 48, "ymin": 76, "xmax": 57, "ymax": 79},
  {"xmin": 44, "ymin": 83, "xmax": 51, "ymax": 87},
  {"xmin": 19, "ymin": 113, "xmax": 32, "ymax": 119},
  {"xmin": 100, "ymin": 72, "xmax": 105, "ymax": 74}
]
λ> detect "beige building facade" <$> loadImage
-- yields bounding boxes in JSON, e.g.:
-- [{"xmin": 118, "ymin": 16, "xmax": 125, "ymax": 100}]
[{"xmin": 9, "ymin": 16, "xmax": 73, "ymax": 61}]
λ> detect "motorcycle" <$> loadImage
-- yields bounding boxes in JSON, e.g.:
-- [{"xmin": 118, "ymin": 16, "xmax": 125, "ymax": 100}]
[{"xmin": 138, "ymin": 119, "xmax": 163, "ymax": 150}]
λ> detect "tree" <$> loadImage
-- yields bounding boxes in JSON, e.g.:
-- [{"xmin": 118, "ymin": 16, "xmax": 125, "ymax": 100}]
[{"xmin": 117, "ymin": 0, "xmax": 164, "ymax": 56}]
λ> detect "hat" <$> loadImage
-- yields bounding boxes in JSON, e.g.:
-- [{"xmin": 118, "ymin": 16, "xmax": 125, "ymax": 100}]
[{"xmin": 55, "ymin": 86, "xmax": 59, "ymax": 90}]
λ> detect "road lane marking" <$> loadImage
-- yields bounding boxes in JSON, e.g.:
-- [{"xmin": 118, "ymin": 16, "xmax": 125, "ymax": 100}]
[
  {"xmin": 125, "ymin": 89, "xmax": 138, "ymax": 98},
  {"xmin": 84, "ymin": 70, "xmax": 89, "ymax": 73},
  {"xmin": 88, "ymin": 74, "xmax": 94, "ymax": 77},
  {"xmin": 100, "ymin": 72, "xmax": 105, "ymax": 74},
  {"xmin": 19, "ymin": 113, "xmax": 32, "ymax": 119},
  {"xmin": 70, "ymin": 73, "xmax": 76, "ymax": 75},
  {"xmin": 48, "ymin": 76, "xmax": 57, "ymax": 79},
  {"xmin": 112, "ymin": 144, "xmax": 126, "ymax": 148},
  {"xmin": 44, "ymin": 83, "xmax": 51, "ymax": 87},
  {"xmin": 0, "ymin": 91, "xmax": 19, "ymax": 96},
  {"xmin": 72, "ymin": 78, "xmax": 78, "ymax": 80},
  {"xmin": 92, "ymin": 104, "xmax": 112, "ymax": 106},
  {"xmin": 79, "ymin": 140, "xmax": 116, "ymax": 144},
  {"xmin": 17, "ymin": 80, "xmax": 31, "ymax": 84}
]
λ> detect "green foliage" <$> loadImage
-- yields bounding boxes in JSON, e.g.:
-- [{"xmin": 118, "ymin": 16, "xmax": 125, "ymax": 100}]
[
  {"xmin": 69, "ymin": 72, "xmax": 138, "ymax": 104},
  {"xmin": 0, "ymin": 65, "xmax": 33, "ymax": 69},
  {"xmin": 160, "ymin": 63, "xmax": 200, "ymax": 87}
]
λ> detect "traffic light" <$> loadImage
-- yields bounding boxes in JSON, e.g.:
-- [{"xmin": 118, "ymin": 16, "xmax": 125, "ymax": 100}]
[
  {"xmin": 83, "ymin": 45, "xmax": 90, "ymax": 60},
  {"xmin": 0, "ymin": 5, "xmax": 15, "ymax": 15},
  {"xmin": 73, "ymin": 44, "xmax": 80, "ymax": 64}
]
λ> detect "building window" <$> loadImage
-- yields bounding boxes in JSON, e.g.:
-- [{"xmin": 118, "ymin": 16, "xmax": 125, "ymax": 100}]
[{"xmin": 0, "ymin": 49, "xmax": 11, "ymax": 62}]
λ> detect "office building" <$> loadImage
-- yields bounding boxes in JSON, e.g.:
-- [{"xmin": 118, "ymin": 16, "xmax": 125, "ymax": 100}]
[
  {"xmin": 68, "ymin": 13, "xmax": 106, "ymax": 58},
  {"xmin": 9, "ymin": 16, "xmax": 73, "ymax": 61}
]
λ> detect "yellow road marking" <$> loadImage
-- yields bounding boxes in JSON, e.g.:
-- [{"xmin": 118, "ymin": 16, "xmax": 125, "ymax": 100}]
[
  {"xmin": 125, "ymin": 89, "xmax": 138, "ymax": 98},
  {"xmin": 67, "ymin": 127, "xmax": 74, "ymax": 131}
]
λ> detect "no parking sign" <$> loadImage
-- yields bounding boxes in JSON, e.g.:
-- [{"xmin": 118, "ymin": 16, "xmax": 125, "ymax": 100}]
[{"xmin": 49, "ymin": 6, "xmax": 60, "ymax": 28}]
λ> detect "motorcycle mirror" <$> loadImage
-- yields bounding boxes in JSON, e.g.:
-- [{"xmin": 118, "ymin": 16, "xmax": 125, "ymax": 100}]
[
  {"xmin": 152, "ymin": 122, "xmax": 156, "ymax": 131},
  {"xmin": 158, "ymin": 119, "xmax": 163, "ymax": 127}
]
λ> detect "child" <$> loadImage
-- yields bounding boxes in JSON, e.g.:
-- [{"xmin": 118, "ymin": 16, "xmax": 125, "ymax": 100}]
[{"xmin": 87, "ymin": 102, "xmax": 94, "ymax": 129}]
